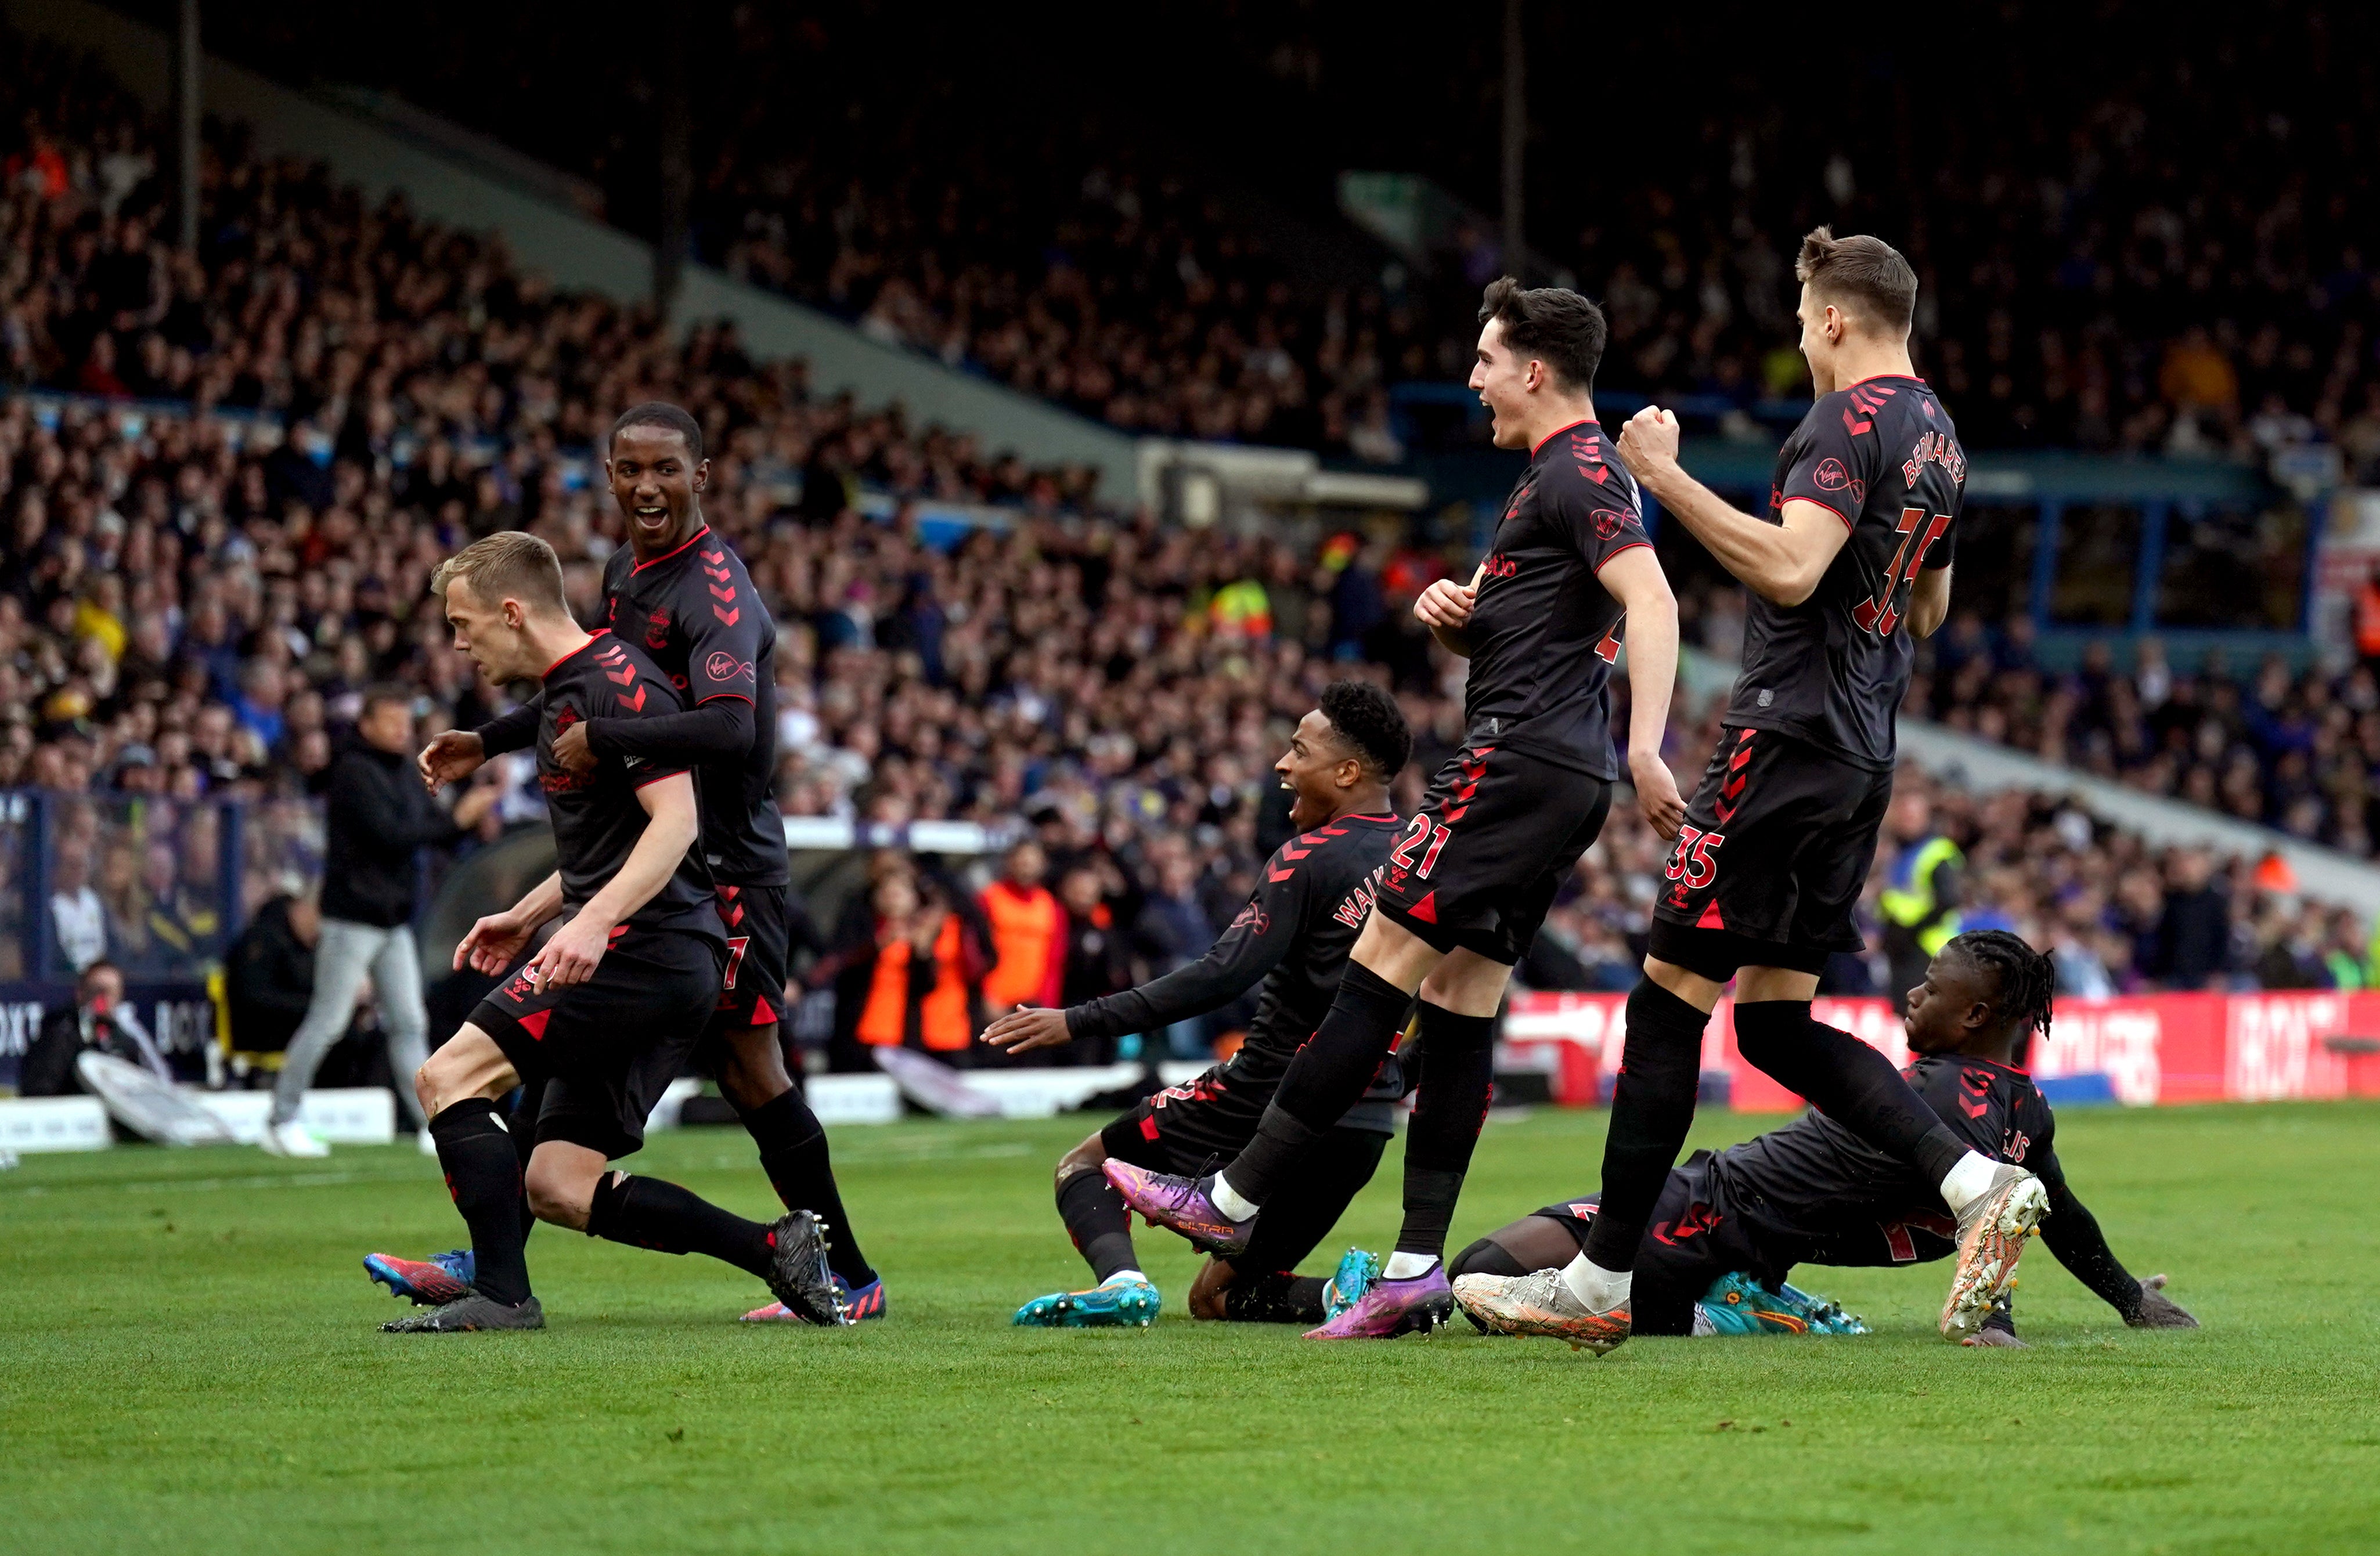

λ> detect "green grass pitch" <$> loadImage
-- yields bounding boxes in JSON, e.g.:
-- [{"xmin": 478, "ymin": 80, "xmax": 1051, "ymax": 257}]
[{"xmin": 5, "ymin": 1100, "xmax": 2377, "ymax": 1555}]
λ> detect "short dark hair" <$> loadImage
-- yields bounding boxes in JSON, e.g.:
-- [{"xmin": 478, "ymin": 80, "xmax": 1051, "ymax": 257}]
[
  {"xmin": 360, "ymin": 684, "xmax": 413, "ymax": 720},
  {"xmin": 1477, "ymin": 277, "xmax": 1607, "ymax": 393},
  {"xmin": 1319, "ymin": 680, "xmax": 1411, "ymax": 781},
  {"xmin": 1795, "ymin": 226, "xmax": 1918, "ymax": 337},
  {"xmin": 608, "ymin": 401, "xmax": 704, "ymax": 462}
]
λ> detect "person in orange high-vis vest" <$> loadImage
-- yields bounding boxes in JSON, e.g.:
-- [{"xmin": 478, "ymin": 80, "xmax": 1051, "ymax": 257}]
[
  {"xmin": 852, "ymin": 873, "xmax": 985, "ymax": 1056},
  {"xmin": 979, "ymin": 841, "xmax": 1066, "ymax": 1013},
  {"xmin": 2357, "ymin": 564, "xmax": 2380, "ymax": 669}
]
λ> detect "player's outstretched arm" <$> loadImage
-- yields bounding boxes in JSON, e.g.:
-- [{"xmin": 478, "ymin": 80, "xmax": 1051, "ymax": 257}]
[
  {"xmin": 1597, "ymin": 546, "xmax": 1685, "ymax": 839},
  {"xmin": 1907, "ymin": 564, "xmax": 1954, "ymax": 638},
  {"xmin": 1614, "ymin": 406, "xmax": 1849, "ymax": 606},
  {"xmin": 982, "ymin": 862, "xmax": 1307, "ymax": 1055},
  {"xmin": 529, "ymin": 772, "xmax": 701, "ymax": 988},
  {"xmin": 2035, "ymin": 1150, "xmax": 2196, "ymax": 1327}
]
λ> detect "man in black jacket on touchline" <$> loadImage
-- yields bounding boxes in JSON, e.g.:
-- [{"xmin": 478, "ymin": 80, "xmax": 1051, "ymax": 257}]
[{"xmin": 264, "ymin": 688, "xmax": 497, "ymax": 1156}]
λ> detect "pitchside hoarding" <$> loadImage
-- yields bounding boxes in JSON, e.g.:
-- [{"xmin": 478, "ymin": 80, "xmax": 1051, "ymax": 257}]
[{"xmin": 1502, "ymin": 990, "xmax": 2380, "ymax": 1109}]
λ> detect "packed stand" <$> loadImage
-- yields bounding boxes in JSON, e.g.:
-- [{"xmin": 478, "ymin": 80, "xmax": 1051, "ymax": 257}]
[
  {"xmin": 173, "ymin": 3, "xmax": 2380, "ymax": 465},
  {"xmin": 1909, "ymin": 616, "xmax": 2380, "ymax": 860},
  {"xmin": 4, "ymin": 27, "xmax": 2373, "ymax": 1060}
]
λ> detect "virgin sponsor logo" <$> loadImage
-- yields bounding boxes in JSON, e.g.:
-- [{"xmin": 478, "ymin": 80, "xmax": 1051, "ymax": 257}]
[{"xmin": 704, "ymin": 651, "xmax": 755, "ymax": 684}]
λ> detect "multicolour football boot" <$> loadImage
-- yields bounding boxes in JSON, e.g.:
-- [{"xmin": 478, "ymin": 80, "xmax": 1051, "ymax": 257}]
[
  {"xmin": 1320, "ymin": 1247, "xmax": 1380, "ymax": 1321},
  {"xmin": 1302, "ymin": 1265, "xmax": 1453, "ymax": 1339},
  {"xmin": 1011, "ymin": 1274, "xmax": 1162, "ymax": 1328},
  {"xmin": 364, "ymin": 1249, "xmax": 474, "ymax": 1306},
  {"xmin": 1100, "ymin": 1160, "xmax": 1256, "ymax": 1256},
  {"xmin": 743, "ymin": 1272, "xmax": 887, "ymax": 1324},
  {"xmin": 1692, "ymin": 1272, "xmax": 1869, "ymax": 1336}
]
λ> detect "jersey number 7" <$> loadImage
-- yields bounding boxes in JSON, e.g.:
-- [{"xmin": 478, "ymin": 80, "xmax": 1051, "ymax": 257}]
[{"xmin": 1852, "ymin": 507, "xmax": 1954, "ymax": 637}]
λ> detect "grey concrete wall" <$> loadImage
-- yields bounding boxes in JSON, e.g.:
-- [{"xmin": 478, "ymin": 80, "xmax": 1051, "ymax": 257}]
[{"xmin": 13, "ymin": 0, "xmax": 1142, "ymax": 496}]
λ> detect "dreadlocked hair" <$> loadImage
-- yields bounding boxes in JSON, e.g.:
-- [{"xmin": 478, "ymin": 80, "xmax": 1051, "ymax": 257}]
[{"xmin": 1947, "ymin": 929, "xmax": 2057, "ymax": 1053}]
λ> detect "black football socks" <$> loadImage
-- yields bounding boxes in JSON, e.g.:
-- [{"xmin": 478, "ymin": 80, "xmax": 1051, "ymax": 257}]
[
  {"xmin": 1056, "ymin": 1167, "xmax": 1139, "ymax": 1283},
  {"xmin": 1394, "ymin": 1002, "xmax": 1497, "ymax": 1262},
  {"xmin": 1224, "ymin": 1270, "xmax": 1328, "ymax": 1324},
  {"xmin": 744, "ymin": 1088, "xmax": 875, "ymax": 1287},
  {"xmin": 586, "ymin": 1173, "xmax": 775, "ymax": 1281},
  {"xmin": 428, "ymin": 1097, "xmax": 532, "ymax": 1306},
  {"xmin": 1225, "ymin": 961, "xmax": 1413, "ymax": 1207},
  {"xmin": 507, "ymin": 1078, "xmax": 542, "ymax": 1242},
  {"xmin": 1732, "ymin": 1001, "xmax": 1969, "ymax": 1185},
  {"xmin": 1581, "ymin": 978, "xmax": 1710, "ymax": 1270}
]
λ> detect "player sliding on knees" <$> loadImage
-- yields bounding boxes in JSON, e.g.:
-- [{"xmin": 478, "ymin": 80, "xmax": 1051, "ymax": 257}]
[
  {"xmin": 374, "ymin": 532, "xmax": 841, "ymax": 1333},
  {"xmin": 1463, "ymin": 229, "xmax": 2044, "ymax": 1353},
  {"xmin": 983, "ymin": 683, "xmax": 1412, "ymax": 1332},
  {"xmin": 1454, "ymin": 933, "xmax": 2197, "ymax": 1344},
  {"xmin": 1106, "ymin": 279, "xmax": 1687, "ymax": 1338},
  {"xmin": 389, "ymin": 403, "xmax": 880, "ymax": 1326}
]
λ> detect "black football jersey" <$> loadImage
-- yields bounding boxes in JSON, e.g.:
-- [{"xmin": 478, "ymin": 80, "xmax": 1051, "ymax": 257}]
[
  {"xmin": 1068, "ymin": 812, "xmax": 1402, "ymax": 1072},
  {"xmin": 1723, "ymin": 376, "xmax": 1966, "ymax": 768},
  {"xmin": 1460, "ymin": 420, "xmax": 1651, "ymax": 779},
  {"xmin": 601, "ymin": 525, "xmax": 787, "ymax": 885},
  {"xmin": 1709, "ymin": 1052, "xmax": 2046, "ymax": 1257},
  {"xmin": 536, "ymin": 631, "xmax": 724, "ymax": 944}
]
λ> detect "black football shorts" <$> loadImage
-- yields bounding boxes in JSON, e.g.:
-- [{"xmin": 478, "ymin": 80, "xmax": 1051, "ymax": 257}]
[
  {"xmin": 1647, "ymin": 725, "xmax": 1894, "ymax": 980},
  {"xmin": 1373, "ymin": 740, "xmax": 1614, "ymax": 965},
  {"xmin": 1527, "ymin": 1155, "xmax": 1782, "ymax": 1337},
  {"xmin": 471, "ymin": 927, "xmax": 722, "ymax": 1159},
  {"xmin": 705, "ymin": 882, "xmax": 789, "ymax": 1034},
  {"xmin": 1100, "ymin": 1075, "xmax": 1389, "ymax": 1277}
]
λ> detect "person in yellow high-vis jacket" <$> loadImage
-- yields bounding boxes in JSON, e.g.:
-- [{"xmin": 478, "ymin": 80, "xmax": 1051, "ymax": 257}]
[{"xmin": 1879, "ymin": 791, "xmax": 1963, "ymax": 1008}]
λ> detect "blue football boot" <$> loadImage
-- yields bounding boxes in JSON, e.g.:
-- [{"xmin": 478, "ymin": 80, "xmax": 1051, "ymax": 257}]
[
  {"xmin": 1693, "ymin": 1271, "xmax": 1869, "ymax": 1336},
  {"xmin": 1321, "ymin": 1248, "xmax": 1381, "ymax": 1321},
  {"xmin": 1011, "ymin": 1273, "xmax": 1162, "ymax": 1328},
  {"xmin": 365, "ymin": 1249, "xmax": 475, "ymax": 1306}
]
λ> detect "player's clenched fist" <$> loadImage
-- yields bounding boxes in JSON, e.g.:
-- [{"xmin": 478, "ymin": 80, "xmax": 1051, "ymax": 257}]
[
  {"xmin": 1413, "ymin": 576, "xmax": 1477, "ymax": 629},
  {"xmin": 1615, "ymin": 404, "xmax": 1682, "ymax": 471}
]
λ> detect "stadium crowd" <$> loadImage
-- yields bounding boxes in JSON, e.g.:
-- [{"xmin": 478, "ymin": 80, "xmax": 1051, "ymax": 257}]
[
  {"xmin": 170, "ymin": 6, "xmax": 2380, "ymax": 468},
  {"xmin": 657, "ymin": 5, "xmax": 2380, "ymax": 468},
  {"xmin": 3, "ymin": 22, "xmax": 2377, "ymax": 1060},
  {"xmin": 1909, "ymin": 617, "xmax": 2380, "ymax": 860}
]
